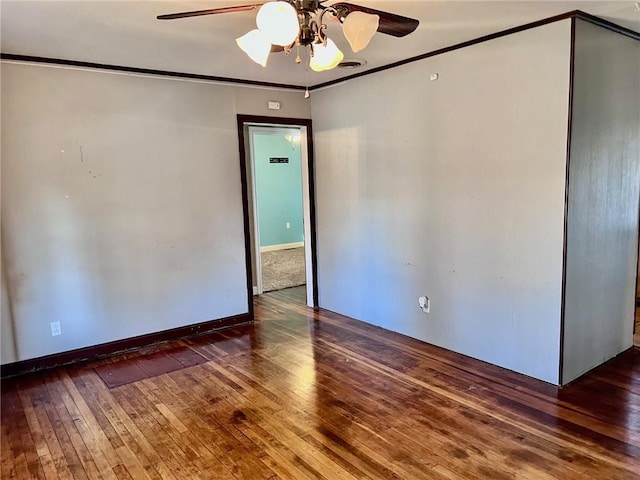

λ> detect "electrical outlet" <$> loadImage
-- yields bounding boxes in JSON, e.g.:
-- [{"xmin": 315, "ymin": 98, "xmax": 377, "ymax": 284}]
[
  {"xmin": 418, "ymin": 296, "xmax": 430, "ymax": 313},
  {"xmin": 50, "ymin": 321, "xmax": 62, "ymax": 336},
  {"xmin": 286, "ymin": 222, "xmax": 291, "ymax": 229}
]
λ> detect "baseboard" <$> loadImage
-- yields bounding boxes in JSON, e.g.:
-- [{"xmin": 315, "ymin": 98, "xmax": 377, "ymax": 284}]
[
  {"xmin": 260, "ymin": 242, "xmax": 304, "ymax": 253},
  {"xmin": 0, "ymin": 313, "xmax": 252, "ymax": 379}
]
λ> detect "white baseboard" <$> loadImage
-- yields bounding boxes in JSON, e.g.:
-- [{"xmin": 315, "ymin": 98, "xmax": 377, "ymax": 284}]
[{"xmin": 260, "ymin": 242, "xmax": 304, "ymax": 253}]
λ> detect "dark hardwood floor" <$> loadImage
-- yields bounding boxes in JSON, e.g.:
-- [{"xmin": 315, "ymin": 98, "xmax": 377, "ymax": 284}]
[{"xmin": 2, "ymin": 286, "xmax": 640, "ymax": 479}]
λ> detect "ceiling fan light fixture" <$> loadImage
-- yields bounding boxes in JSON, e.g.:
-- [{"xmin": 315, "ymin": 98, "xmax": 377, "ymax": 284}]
[
  {"xmin": 284, "ymin": 133, "xmax": 302, "ymax": 144},
  {"xmin": 342, "ymin": 11, "xmax": 379, "ymax": 52},
  {"xmin": 158, "ymin": 1, "xmax": 419, "ymax": 87},
  {"xmin": 236, "ymin": 29, "xmax": 272, "ymax": 67},
  {"xmin": 256, "ymin": 1, "xmax": 300, "ymax": 46},
  {"xmin": 309, "ymin": 38, "xmax": 344, "ymax": 72}
]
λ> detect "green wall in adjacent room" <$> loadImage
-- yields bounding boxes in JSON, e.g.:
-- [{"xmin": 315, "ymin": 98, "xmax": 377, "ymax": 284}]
[{"xmin": 253, "ymin": 132, "xmax": 304, "ymax": 248}]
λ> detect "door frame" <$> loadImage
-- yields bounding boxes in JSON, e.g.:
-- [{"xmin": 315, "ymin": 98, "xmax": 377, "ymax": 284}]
[
  {"xmin": 248, "ymin": 125, "xmax": 304, "ymax": 295},
  {"xmin": 237, "ymin": 115, "xmax": 318, "ymax": 310}
]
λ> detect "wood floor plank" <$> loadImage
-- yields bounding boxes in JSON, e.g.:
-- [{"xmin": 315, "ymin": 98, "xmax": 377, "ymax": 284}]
[
  {"xmin": 211, "ymin": 348, "xmax": 444, "ymax": 479},
  {"xmin": 2, "ymin": 286, "xmax": 640, "ymax": 479},
  {"xmin": 17, "ymin": 384, "xmax": 62, "ymax": 480},
  {"xmin": 200, "ymin": 352, "xmax": 450, "ymax": 478},
  {"xmin": 311, "ymin": 355, "xmax": 587, "ymax": 479},
  {"xmin": 10, "ymin": 386, "xmax": 42, "ymax": 480},
  {"xmin": 162, "ymin": 370, "xmax": 298, "ymax": 480},
  {"xmin": 317, "ymin": 332, "xmax": 640, "ymax": 473},
  {"xmin": 114, "ymin": 384, "xmax": 202, "ymax": 479},
  {"xmin": 0, "ymin": 426, "xmax": 17, "ymax": 479},
  {"xmin": 22, "ymin": 378, "xmax": 75, "ymax": 480},
  {"xmin": 241, "ymin": 424, "xmax": 326, "ymax": 480},
  {"xmin": 147, "ymin": 374, "xmax": 278, "ymax": 480},
  {"xmin": 69, "ymin": 371, "xmax": 125, "ymax": 452},
  {"xmin": 78, "ymin": 374, "xmax": 170, "ymax": 480},
  {"xmin": 57, "ymin": 369, "xmax": 121, "ymax": 479},
  {"xmin": 309, "ymin": 314, "xmax": 640, "ymax": 451},
  {"xmin": 38, "ymin": 377, "xmax": 90, "ymax": 480},
  {"xmin": 180, "ymin": 355, "xmax": 369, "ymax": 480},
  {"xmin": 44, "ymin": 373, "xmax": 109, "ymax": 480},
  {"xmin": 17, "ymin": 384, "xmax": 52, "ymax": 461}
]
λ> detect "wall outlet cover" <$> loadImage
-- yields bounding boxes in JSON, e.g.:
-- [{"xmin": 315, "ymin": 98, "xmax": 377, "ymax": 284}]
[{"xmin": 50, "ymin": 321, "xmax": 62, "ymax": 336}]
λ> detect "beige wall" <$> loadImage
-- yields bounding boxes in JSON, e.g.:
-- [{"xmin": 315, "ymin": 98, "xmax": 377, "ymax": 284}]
[
  {"xmin": 0, "ymin": 63, "xmax": 310, "ymax": 363},
  {"xmin": 311, "ymin": 21, "xmax": 572, "ymax": 384},
  {"xmin": 233, "ymin": 86, "xmax": 310, "ymax": 117}
]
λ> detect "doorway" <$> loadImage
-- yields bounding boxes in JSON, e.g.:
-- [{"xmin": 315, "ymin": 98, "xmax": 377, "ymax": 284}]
[
  {"xmin": 237, "ymin": 115, "xmax": 317, "ymax": 308},
  {"xmin": 251, "ymin": 126, "xmax": 305, "ymax": 293}
]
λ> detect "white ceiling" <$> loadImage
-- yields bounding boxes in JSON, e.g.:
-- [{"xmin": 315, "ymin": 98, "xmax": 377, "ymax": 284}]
[{"xmin": 2, "ymin": 1, "xmax": 639, "ymax": 87}]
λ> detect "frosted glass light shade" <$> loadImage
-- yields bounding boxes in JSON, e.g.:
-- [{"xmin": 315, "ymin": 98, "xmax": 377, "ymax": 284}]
[
  {"xmin": 309, "ymin": 38, "xmax": 344, "ymax": 72},
  {"xmin": 256, "ymin": 1, "xmax": 300, "ymax": 46},
  {"xmin": 236, "ymin": 29, "xmax": 271, "ymax": 67},
  {"xmin": 342, "ymin": 11, "xmax": 379, "ymax": 52}
]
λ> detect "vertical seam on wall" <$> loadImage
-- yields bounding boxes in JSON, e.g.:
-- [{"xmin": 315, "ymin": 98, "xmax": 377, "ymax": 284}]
[{"xmin": 559, "ymin": 16, "xmax": 577, "ymax": 386}]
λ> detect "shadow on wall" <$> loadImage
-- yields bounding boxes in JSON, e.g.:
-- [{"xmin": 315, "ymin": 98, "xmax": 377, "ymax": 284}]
[{"xmin": 1, "ymin": 251, "xmax": 18, "ymax": 364}]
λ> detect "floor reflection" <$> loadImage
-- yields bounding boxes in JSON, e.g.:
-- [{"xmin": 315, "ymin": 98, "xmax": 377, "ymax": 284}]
[{"xmin": 3, "ymin": 285, "xmax": 639, "ymax": 479}]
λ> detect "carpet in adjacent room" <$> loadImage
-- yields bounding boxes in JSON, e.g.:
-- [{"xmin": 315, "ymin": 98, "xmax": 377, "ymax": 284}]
[{"xmin": 261, "ymin": 247, "xmax": 306, "ymax": 292}]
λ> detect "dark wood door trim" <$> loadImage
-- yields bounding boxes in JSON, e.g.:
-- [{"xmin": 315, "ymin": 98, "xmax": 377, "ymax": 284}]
[{"xmin": 236, "ymin": 115, "xmax": 318, "ymax": 308}]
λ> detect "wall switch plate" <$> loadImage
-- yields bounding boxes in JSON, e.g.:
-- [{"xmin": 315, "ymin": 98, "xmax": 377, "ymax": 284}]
[
  {"xmin": 50, "ymin": 321, "xmax": 62, "ymax": 336},
  {"xmin": 286, "ymin": 222, "xmax": 291, "ymax": 229}
]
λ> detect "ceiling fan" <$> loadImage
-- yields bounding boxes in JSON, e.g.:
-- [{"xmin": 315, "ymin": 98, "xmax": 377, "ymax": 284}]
[{"xmin": 158, "ymin": 0, "xmax": 419, "ymax": 75}]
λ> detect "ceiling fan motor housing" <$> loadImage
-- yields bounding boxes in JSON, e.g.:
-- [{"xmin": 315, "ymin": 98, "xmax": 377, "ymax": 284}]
[
  {"xmin": 298, "ymin": 21, "xmax": 317, "ymax": 46},
  {"xmin": 293, "ymin": 2, "xmax": 327, "ymax": 47},
  {"xmin": 292, "ymin": 0, "xmax": 320, "ymax": 14}
]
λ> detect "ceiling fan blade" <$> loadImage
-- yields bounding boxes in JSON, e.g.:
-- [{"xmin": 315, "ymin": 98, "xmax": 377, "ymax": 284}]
[
  {"xmin": 330, "ymin": 3, "xmax": 419, "ymax": 37},
  {"xmin": 157, "ymin": 4, "xmax": 263, "ymax": 20}
]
